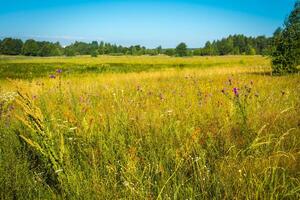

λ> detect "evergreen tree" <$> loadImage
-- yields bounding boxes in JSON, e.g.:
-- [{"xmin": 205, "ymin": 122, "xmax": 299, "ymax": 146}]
[{"xmin": 272, "ymin": 1, "xmax": 300, "ymax": 73}]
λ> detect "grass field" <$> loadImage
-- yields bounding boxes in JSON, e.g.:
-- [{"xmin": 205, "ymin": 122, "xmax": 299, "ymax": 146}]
[
  {"xmin": 0, "ymin": 55, "xmax": 299, "ymax": 199},
  {"xmin": 0, "ymin": 55, "xmax": 270, "ymax": 79}
]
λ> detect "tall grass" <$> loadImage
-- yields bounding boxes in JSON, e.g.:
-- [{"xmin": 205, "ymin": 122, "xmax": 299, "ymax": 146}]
[{"xmin": 0, "ymin": 56, "xmax": 299, "ymax": 199}]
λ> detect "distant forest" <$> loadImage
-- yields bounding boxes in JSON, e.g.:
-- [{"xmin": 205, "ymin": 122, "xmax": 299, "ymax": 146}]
[{"xmin": 0, "ymin": 34, "xmax": 274, "ymax": 57}]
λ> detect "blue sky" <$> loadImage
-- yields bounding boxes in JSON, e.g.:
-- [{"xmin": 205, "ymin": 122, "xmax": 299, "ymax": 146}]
[{"xmin": 0, "ymin": 0, "xmax": 296, "ymax": 48}]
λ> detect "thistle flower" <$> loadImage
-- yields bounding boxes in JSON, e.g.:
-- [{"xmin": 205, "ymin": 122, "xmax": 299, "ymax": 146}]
[
  {"xmin": 49, "ymin": 74, "xmax": 56, "ymax": 79},
  {"xmin": 233, "ymin": 87, "xmax": 239, "ymax": 97},
  {"xmin": 56, "ymin": 69, "xmax": 62, "ymax": 74}
]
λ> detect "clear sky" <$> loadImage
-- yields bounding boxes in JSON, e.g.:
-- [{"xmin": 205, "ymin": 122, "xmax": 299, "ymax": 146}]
[{"xmin": 0, "ymin": 0, "xmax": 296, "ymax": 48}]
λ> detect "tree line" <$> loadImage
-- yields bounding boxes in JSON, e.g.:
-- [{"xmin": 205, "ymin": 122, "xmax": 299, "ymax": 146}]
[{"xmin": 0, "ymin": 34, "xmax": 272, "ymax": 57}]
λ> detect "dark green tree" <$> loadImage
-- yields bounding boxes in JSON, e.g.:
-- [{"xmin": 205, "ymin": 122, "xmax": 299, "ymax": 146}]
[
  {"xmin": 64, "ymin": 46, "xmax": 76, "ymax": 56},
  {"xmin": 156, "ymin": 46, "xmax": 162, "ymax": 54},
  {"xmin": 0, "ymin": 38, "xmax": 23, "ymax": 55},
  {"xmin": 22, "ymin": 39, "xmax": 39, "ymax": 56},
  {"xmin": 38, "ymin": 42, "xmax": 62, "ymax": 57},
  {"xmin": 175, "ymin": 42, "xmax": 188, "ymax": 57},
  {"xmin": 90, "ymin": 50, "xmax": 99, "ymax": 57},
  {"xmin": 165, "ymin": 48, "xmax": 175, "ymax": 56},
  {"xmin": 272, "ymin": 1, "xmax": 300, "ymax": 73},
  {"xmin": 202, "ymin": 41, "xmax": 216, "ymax": 55}
]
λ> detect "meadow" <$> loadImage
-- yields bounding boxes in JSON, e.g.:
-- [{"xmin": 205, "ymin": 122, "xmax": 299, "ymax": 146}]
[{"xmin": 0, "ymin": 55, "xmax": 299, "ymax": 199}]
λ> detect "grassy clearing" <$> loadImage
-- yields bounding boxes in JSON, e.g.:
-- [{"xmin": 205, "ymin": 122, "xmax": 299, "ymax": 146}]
[{"xmin": 0, "ymin": 56, "xmax": 299, "ymax": 199}]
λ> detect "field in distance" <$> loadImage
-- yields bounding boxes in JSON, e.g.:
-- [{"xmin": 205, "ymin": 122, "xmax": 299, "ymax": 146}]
[
  {"xmin": 0, "ymin": 55, "xmax": 270, "ymax": 79},
  {"xmin": 0, "ymin": 55, "xmax": 299, "ymax": 199}
]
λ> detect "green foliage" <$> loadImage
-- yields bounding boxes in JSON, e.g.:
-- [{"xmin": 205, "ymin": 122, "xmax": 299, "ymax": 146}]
[
  {"xmin": 90, "ymin": 50, "xmax": 98, "ymax": 57},
  {"xmin": 245, "ymin": 44, "xmax": 256, "ymax": 55},
  {"xmin": 156, "ymin": 45, "xmax": 162, "ymax": 54},
  {"xmin": 201, "ymin": 41, "xmax": 217, "ymax": 56},
  {"xmin": 64, "ymin": 47, "xmax": 76, "ymax": 56},
  {"xmin": 0, "ymin": 38, "xmax": 23, "ymax": 55},
  {"xmin": 165, "ymin": 48, "xmax": 176, "ymax": 56},
  {"xmin": 38, "ymin": 42, "xmax": 62, "ymax": 57},
  {"xmin": 22, "ymin": 39, "xmax": 40, "ymax": 56},
  {"xmin": 200, "ymin": 35, "xmax": 271, "ymax": 56},
  {"xmin": 176, "ymin": 42, "xmax": 188, "ymax": 57},
  {"xmin": 0, "ymin": 34, "xmax": 273, "ymax": 57},
  {"xmin": 272, "ymin": 1, "xmax": 300, "ymax": 74}
]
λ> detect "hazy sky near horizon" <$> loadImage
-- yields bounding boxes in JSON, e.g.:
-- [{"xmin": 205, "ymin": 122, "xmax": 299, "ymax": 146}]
[{"xmin": 0, "ymin": 0, "xmax": 296, "ymax": 48}]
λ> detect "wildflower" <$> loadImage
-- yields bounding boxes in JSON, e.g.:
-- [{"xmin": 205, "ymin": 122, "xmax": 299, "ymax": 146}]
[
  {"xmin": 56, "ymin": 69, "xmax": 62, "ymax": 74},
  {"xmin": 233, "ymin": 87, "xmax": 239, "ymax": 97},
  {"xmin": 49, "ymin": 74, "xmax": 56, "ymax": 79}
]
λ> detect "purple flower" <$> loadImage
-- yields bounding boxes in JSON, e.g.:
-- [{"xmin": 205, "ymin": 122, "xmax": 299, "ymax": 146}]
[
  {"xmin": 49, "ymin": 74, "xmax": 56, "ymax": 79},
  {"xmin": 233, "ymin": 87, "xmax": 239, "ymax": 97},
  {"xmin": 56, "ymin": 69, "xmax": 62, "ymax": 74}
]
